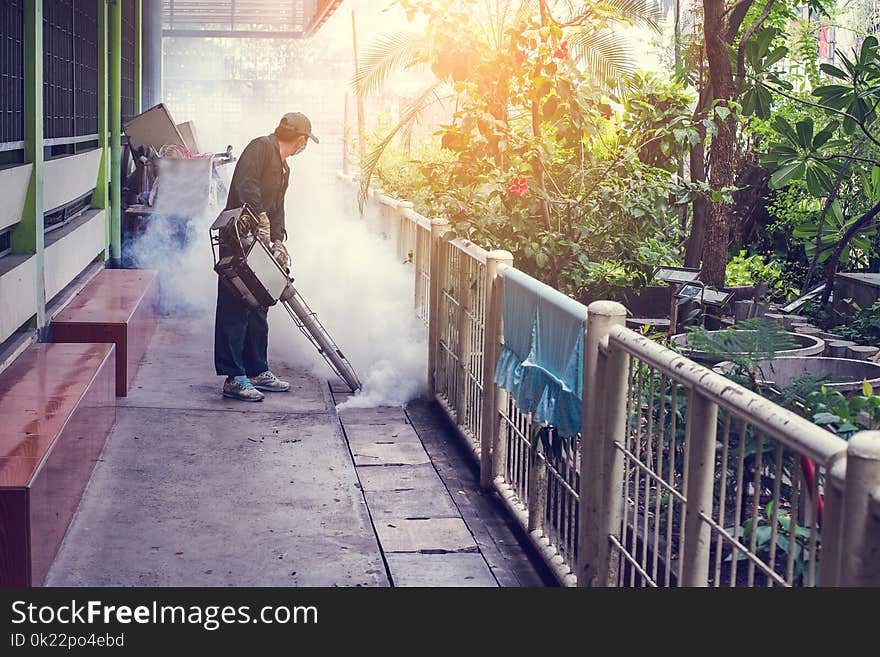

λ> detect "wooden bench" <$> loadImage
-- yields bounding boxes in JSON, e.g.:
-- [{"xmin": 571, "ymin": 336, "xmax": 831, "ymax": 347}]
[
  {"xmin": 51, "ymin": 269, "xmax": 158, "ymax": 397},
  {"xmin": 0, "ymin": 343, "xmax": 116, "ymax": 586}
]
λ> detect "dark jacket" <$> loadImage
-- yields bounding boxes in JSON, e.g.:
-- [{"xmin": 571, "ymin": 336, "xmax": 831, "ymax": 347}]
[{"xmin": 225, "ymin": 134, "xmax": 289, "ymax": 242}]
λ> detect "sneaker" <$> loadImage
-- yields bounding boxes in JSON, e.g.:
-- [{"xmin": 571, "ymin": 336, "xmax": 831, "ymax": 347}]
[
  {"xmin": 223, "ymin": 375, "xmax": 265, "ymax": 402},
  {"xmin": 249, "ymin": 370, "xmax": 290, "ymax": 392}
]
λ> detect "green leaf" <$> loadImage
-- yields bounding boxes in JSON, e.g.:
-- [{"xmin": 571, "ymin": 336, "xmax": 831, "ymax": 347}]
[
  {"xmin": 812, "ymin": 412, "xmax": 842, "ymax": 425},
  {"xmin": 805, "ymin": 166, "xmax": 823, "ymax": 196},
  {"xmin": 805, "ymin": 163, "xmax": 833, "ymax": 197},
  {"xmin": 755, "ymin": 525, "xmax": 773, "ymax": 547},
  {"xmin": 795, "ymin": 118, "xmax": 814, "ymax": 148},
  {"xmin": 812, "ymin": 121, "xmax": 839, "ymax": 149},
  {"xmin": 864, "ymin": 379, "xmax": 875, "ymax": 397},
  {"xmin": 741, "ymin": 87, "xmax": 756, "ymax": 116},
  {"xmin": 820, "ymin": 63, "xmax": 849, "ymax": 80},
  {"xmin": 769, "ymin": 161, "xmax": 805, "ymax": 189},
  {"xmin": 764, "ymin": 46, "xmax": 787, "ymax": 69},
  {"xmin": 772, "ymin": 116, "xmax": 799, "ymax": 145},
  {"xmin": 861, "ymin": 35, "xmax": 879, "ymax": 65}
]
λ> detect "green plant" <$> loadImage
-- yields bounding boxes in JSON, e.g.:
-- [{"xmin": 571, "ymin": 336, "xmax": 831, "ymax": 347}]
[
  {"xmin": 725, "ymin": 501, "xmax": 818, "ymax": 585},
  {"xmin": 682, "ymin": 317, "xmax": 797, "ymax": 385},
  {"xmin": 355, "ymin": 0, "xmax": 689, "ymax": 302},
  {"xmin": 804, "ymin": 380, "xmax": 880, "ymax": 439},
  {"xmin": 834, "ymin": 299, "xmax": 880, "ymax": 345},
  {"xmin": 724, "ymin": 250, "xmax": 797, "ymax": 298},
  {"xmin": 760, "ymin": 35, "xmax": 880, "ymax": 303}
]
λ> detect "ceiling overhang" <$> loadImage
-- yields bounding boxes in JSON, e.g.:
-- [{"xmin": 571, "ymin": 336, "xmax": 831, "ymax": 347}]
[{"xmin": 163, "ymin": 1, "xmax": 344, "ymax": 38}]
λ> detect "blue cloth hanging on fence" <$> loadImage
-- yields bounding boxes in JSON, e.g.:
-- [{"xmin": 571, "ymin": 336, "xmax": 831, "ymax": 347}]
[{"xmin": 493, "ymin": 267, "xmax": 588, "ymax": 437}]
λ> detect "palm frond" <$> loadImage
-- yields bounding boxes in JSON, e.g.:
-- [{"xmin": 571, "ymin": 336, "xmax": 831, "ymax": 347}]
[
  {"xmin": 567, "ymin": 29, "xmax": 636, "ymax": 91},
  {"xmin": 354, "ymin": 31, "xmax": 429, "ymax": 98},
  {"xmin": 555, "ymin": 0, "xmax": 663, "ymax": 32},
  {"xmin": 358, "ymin": 82, "xmax": 450, "ymax": 209},
  {"xmin": 597, "ymin": 0, "xmax": 663, "ymax": 32}
]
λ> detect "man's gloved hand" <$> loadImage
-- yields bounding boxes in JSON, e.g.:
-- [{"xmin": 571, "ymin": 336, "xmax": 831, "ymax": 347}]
[
  {"xmin": 271, "ymin": 240, "xmax": 290, "ymax": 272},
  {"xmin": 256, "ymin": 212, "xmax": 271, "ymax": 246}
]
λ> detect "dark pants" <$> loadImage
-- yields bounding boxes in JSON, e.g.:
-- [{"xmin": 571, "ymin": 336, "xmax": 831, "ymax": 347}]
[{"xmin": 214, "ymin": 278, "xmax": 269, "ymax": 378}]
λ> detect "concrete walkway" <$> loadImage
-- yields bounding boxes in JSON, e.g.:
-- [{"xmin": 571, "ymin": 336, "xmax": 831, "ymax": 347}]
[{"xmin": 46, "ymin": 316, "xmax": 546, "ymax": 587}]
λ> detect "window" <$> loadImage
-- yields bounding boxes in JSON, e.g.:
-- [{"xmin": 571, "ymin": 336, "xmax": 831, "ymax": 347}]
[
  {"xmin": 0, "ymin": 0, "xmax": 25, "ymax": 149},
  {"xmin": 0, "ymin": 227, "xmax": 12, "ymax": 258},
  {"xmin": 120, "ymin": 0, "xmax": 136, "ymax": 125},
  {"xmin": 43, "ymin": 0, "xmax": 99, "ymax": 141}
]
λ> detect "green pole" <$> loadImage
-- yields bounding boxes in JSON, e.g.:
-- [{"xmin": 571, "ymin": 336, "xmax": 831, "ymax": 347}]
[
  {"xmin": 13, "ymin": 0, "xmax": 45, "ymax": 327},
  {"xmin": 94, "ymin": 0, "xmax": 110, "ymax": 258},
  {"xmin": 135, "ymin": 0, "xmax": 142, "ymax": 114},
  {"xmin": 109, "ymin": 0, "xmax": 122, "ymax": 266}
]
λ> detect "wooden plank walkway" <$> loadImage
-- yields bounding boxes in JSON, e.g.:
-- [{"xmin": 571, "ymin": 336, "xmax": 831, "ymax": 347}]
[{"xmin": 46, "ymin": 316, "xmax": 547, "ymax": 587}]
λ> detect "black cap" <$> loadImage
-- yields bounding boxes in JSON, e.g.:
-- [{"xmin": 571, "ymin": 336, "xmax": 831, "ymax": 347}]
[{"xmin": 279, "ymin": 112, "xmax": 319, "ymax": 144}]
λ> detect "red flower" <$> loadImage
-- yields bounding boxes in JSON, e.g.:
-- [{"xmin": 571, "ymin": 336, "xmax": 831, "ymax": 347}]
[
  {"xmin": 508, "ymin": 177, "xmax": 528, "ymax": 196},
  {"xmin": 601, "ymin": 111, "xmax": 611, "ymax": 120},
  {"xmin": 514, "ymin": 50, "xmax": 527, "ymax": 65},
  {"xmin": 458, "ymin": 206, "xmax": 468, "ymax": 215},
  {"xmin": 553, "ymin": 40, "xmax": 569, "ymax": 59}
]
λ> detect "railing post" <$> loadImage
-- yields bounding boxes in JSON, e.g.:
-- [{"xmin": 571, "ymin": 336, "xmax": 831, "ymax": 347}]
[
  {"xmin": 528, "ymin": 441, "xmax": 548, "ymax": 534},
  {"xmin": 598, "ymin": 339, "xmax": 630, "ymax": 586},
  {"xmin": 427, "ymin": 219, "xmax": 449, "ymax": 396},
  {"xmin": 414, "ymin": 224, "xmax": 427, "ymax": 318},
  {"xmin": 840, "ymin": 431, "xmax": 880, "ymax": 586},
  {"xmin": 479, "ymin": 250, "xmax": 513, "ymax": 490},
  {"xmin": 819, "ymin": 453, "xmax": 847, "ymax": 586},
  {"xmin": 577, "ymin": 301, "xmax": 627, "ymax": 587},
  {"xmin": 455, "ymin": 247, "xmax": 472, "ymax": 426},
  {"xmin": 395, "ymin": 200, "xmax": 413, "ymax": 262},
  {"xmin": 680, "ymin": 391, "xmax": 718, "ymax": 587}
]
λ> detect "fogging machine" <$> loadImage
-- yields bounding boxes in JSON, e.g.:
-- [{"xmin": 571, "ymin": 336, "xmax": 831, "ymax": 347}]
[{"xmin": 210, "ymin": 205, "xmax": 362, "ymax": 392}]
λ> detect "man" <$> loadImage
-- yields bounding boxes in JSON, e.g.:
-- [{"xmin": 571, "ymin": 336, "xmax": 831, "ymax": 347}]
[{"xmin": 215, "ymin": 112, "xmax": 319, "ymax": 401}]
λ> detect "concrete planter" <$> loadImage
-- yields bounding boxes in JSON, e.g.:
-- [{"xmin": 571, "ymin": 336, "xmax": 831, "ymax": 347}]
[
  {"xmin": 716, "ymin": 356, "xmax": 880, "ymax": 392},
  {"xmin": 671, "ymin": 330, "xmax": 826, "ymax": 364}
]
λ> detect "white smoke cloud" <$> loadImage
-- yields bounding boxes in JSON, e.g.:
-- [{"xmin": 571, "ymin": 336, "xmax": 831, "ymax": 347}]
[
  {"xmin": 126, "ymin": 202, "xmax": 219, "ymax": 318},
  {"xmin": 271, "ymin": 149, "xmax": 428, "ymax": 408}
]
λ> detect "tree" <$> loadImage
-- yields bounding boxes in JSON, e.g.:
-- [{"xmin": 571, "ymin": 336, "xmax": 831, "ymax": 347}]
[
  {"xmin": 681, "ymin": 0, "xmax": 827, "ymax": 286},
  {"xmin": 761, "ymin": 35, "xmax": 880, "ymax": 305},
  {"xmin": 353, "ymin": 0, "xmax": 661, "ymax": 205}
]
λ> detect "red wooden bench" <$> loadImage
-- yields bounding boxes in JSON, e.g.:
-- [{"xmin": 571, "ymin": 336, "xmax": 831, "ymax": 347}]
[
  {"xmin": 0, "ymin": 343, "xmax": 116, "ymax": 586},
  {"xmin": 51, "ymin": 269, "xmax": 158, "ymax": 396}
]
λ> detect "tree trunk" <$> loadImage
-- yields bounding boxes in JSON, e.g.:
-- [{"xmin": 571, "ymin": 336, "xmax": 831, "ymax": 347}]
[
  {"xmin": 684, "ymin": 141, "xmax": 708, "ymax": 268},
  {"xmin": 684, "ymin": 73, "xmax": 712, "ymax": 268},
  {"xmin": 701, "ymin": 127, "xmax": 734, "ymax": 286},
  {"xmin": 700, "ymin": 0, "xmax": 738, "ymax": 287}
]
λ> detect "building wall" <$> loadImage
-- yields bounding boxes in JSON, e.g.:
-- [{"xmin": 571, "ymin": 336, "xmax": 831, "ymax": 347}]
[{"xmin": 0, "ymin": 0, "xmax": 145, "ymax": 354}]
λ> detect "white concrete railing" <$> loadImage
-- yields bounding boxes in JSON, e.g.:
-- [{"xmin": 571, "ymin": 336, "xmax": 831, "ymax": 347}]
[{"xmin": 336, "ymin": 172, "xmax": 880, "ymax": 587}]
